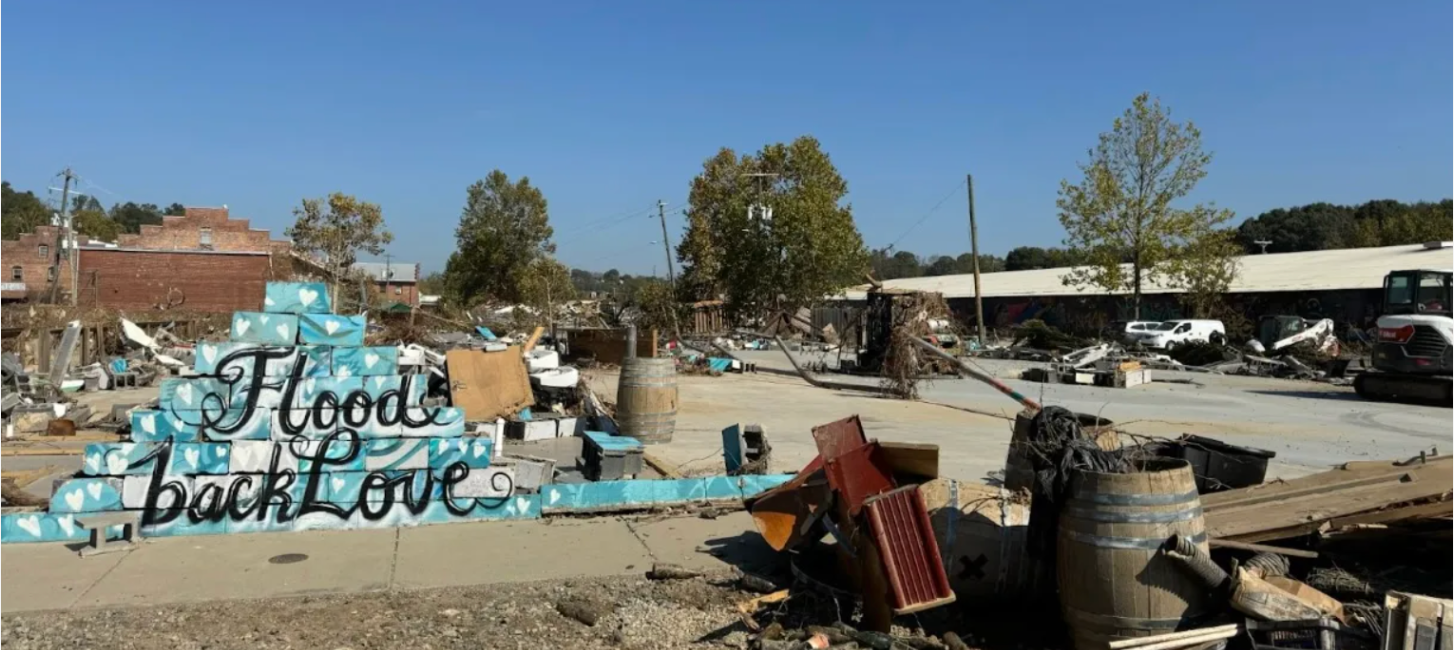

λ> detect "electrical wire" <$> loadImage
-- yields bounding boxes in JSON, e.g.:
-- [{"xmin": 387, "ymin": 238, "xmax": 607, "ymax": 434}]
[{"xmin": 884, "ymin": 178, "xmax": 968, "ymax": 250}]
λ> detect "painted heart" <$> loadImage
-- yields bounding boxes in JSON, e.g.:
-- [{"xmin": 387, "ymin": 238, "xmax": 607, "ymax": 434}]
[
  {"xmin": 56, "ymin": 515, "xmax": 76, "ymax": 537},
  {"xmin": 373, "ymin": 376, "xmax": 386, "ymax": 389},
  {"xmin": 15, "ymin": 515, "xmax": 42, "ymax": 537},
  {"xmin": 176, "ymin": 383, "xmax": 194, "ymax": 405},
  {"xmin": 364, "ymin": 353, "xmax": 379, "ymax": 368},
  {"xmin": 86, "ymin": 482, "xmax": 103, "ymax": 500},
  {"xmin": 455, "ymin": 439, "xmax": 466, "ymax": 452},
  {"xmin": 514, "ymin": 496, "xmax": 530, "ymax": 514},
  {"xmin": 215, "ymin": 445, "xmax": 228, "ymax": 457},
  {"xmin": 65, "ymin": 489, "xmax": 86, "ymax": 511},
  {"xmin": 331, "ymin": 476, "xmax": 346, "ymax": 494},
  {"xmin": 235, "ymin": 319, "xmax": 250, "ymax": 335},
  {"xmin": 231, "ymin": 444, "xmax": 257, "ymax": 469},
  {"xmin": 139, "ymin": 413, "xmax": 157, "ymax": 434},
  {"xmin": 549, "ymin": 489, "xmax": 561, "ymax": 505},
  {"xmin": 259, "ymin": 314, "xmax": 270, "ymax": 325},
  {"xmin": 299, "ymin": 287, "xmax": 318, "ymax": 306},
  {"xmin": 85, "ymin": 453, "xmax": 101, "ymax": 472},
  {"xmin": 202, "ymin": 344, "xmax": 218, "ymax": 365},
  {"xmin": 275, "ymin": 324, "xmax": 290, "ymax": 340},
  {"xmin": 472, "ymin": 441, "xmax": 488, "ymax": 458},
  {"xmin": 336, "ymin": 366, "xmax": 352, "ymax": 379},
  {"xmin": 184, "ymin": 447, "xmax": 201, "ymax": 468},
  {"xmin": 265, "ymin": 296, "xmax": 276, "ymax": 306},
  {"xmin": 105, "ymin": 453, "xmax": 128, "ymax": 475},
  {"xmin": 324, "ymin": 320, "xmax": 340, "ymax": 335}
]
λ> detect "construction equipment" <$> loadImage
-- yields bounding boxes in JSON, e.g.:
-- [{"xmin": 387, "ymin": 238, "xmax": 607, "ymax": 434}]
[
  {"xmin": 1353, "ymin": 268, "xmax": 1453, "ymax": 405},
  {"xmin": 1247, "ymin": 316, "xmax": 1338, "ymax": 356}
]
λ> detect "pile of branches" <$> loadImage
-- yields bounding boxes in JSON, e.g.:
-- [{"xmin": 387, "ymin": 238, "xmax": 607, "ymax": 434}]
[
  {"xmin": 1016, "ymin": 319, "xmax": 1091, "ymax": 352},
  {"xmin": 878, "ymin": 291, "xmax": 955, "ymax": 399}
]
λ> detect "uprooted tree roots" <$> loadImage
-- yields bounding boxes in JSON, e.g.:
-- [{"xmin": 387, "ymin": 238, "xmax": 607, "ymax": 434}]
[{"xmin": 876, "ymin": 290, "xmax": 957, "ymax": 400}]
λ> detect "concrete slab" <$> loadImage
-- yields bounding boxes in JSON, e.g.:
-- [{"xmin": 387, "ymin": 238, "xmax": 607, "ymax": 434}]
[
  {"xmin": 631, "ymin": 511, "xmax": 778, "ymax": 575},
  {"xmin": 392, "ymin": 518, "xmax": 653, "ymax": 589},
  {"xmin": 74, "ymin": 528, "xmax": 397, "ymax": 608},
  {"xmin": 0, "ymin": 542, "xmax": 126, "ymax": 613}
]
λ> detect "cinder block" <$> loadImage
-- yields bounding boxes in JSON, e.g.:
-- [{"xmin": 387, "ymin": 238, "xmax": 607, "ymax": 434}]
[
  {"xmin": 339, "ymin": 406, "xmax": 403, "ymax": 438},
  {"xmin": 264, "ymin": 282, "xmax": 331, "ymax": 314},
  {"xmin": 333, "ymin": 346, "xmax": 400, "ymax": 377},
  {"xmin": 428, "ymin": 437, "xmax": 493, "ymax": 469},
  {"xmin": 121, "ymin": 475, "xmax": 193, "ymax": 509},
  {"xmin": 288, "ymin": 376, "xmax": 364, "ymax": 409},
  {"xmin": 272, "ymin": 407, "xmax": 339, "ymax": 440},
  {"xmin": 299, "ymin": 346, "xmax": 333, "ymax": 377},
  {"xmin": 448, "ymin": 466, "xmax": 515, "ymax": 498},
  {"xmin": 364, "ymin": 438, "xmax": 429, "ymax": 471},
  {"xmin": 296, "ymin": 436, "xmax": 369, "ymax": 472},
  {"xmin": 230, "ymin": 311, "xmax": 299, "ymax": 345},
  {"xmin": 82, "ymin": 443, "xmax": 162, "ymax": 476},
  {"xmin": 130, "ymin": 409, "xmax": 200, "ymax": 443},
  {"xmin": 357, "ymin": 374, "xmax": 426, "ymax": 405},
  {"xmin": 158, "ymin": 378, "xmax": 230, "ymax": 412},
  {"xmin": 49, "ymin": 477, "xmax": 124, "ymax": 513},
  {"xmin": 183, "ymin": 406, "xmax": 272, "ymax": 442},
  {"xmin": 298, "ymin": 314, "xmax": 366, "ymax": 346},
  {"xmin": 229, "ymin": 441, "xmax": 295, "ymax": 473},
  {"xmin": 400, "ymin": 406, "xmax": 465, "ymax": 438},
  {"xmin": 168, "ymin": 443, "xmax": 231, "ymax": 475}
]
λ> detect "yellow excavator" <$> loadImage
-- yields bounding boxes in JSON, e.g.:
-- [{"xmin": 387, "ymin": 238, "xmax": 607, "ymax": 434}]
[{"xmin": 1353, "ymin": 268, "xmax": 1453, "ymax": 405}]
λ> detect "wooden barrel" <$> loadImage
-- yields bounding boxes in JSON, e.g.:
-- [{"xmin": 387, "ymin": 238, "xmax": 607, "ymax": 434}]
[
  {"xmin": 616, "ymin": 358, "xmax": 678, "ymax": 443},
  {"xmin": 1004, "ymin": 410, "xmax": 1118, "ymax": 492},
  {"xmin": 1057, "ymin": 459, "xmax": 1210, "ymax": 650}
]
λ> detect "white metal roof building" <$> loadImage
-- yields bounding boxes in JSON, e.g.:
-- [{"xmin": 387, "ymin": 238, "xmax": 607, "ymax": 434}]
[{"xmin": 842, "ymin": 242, "xmax": 1454, "ymax": 301}]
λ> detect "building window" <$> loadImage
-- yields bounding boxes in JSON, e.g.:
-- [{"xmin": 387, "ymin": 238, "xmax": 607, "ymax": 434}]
[
  {"xmin": 199, "ymin": 227, "xmax": 213, "ymax": 247},
  {"xmin": 10, "ymin": 266, "xmax": 22, "ymax": 281},
  {"xmin": 38, "ymin": 244, "xmax": 49, "ymax": 259},
  {"xmin": 395, "ymin": 286, "xmax": 402, "ymax": 295},
  {"xmin": 47, "ymin": 266, "xmax": 56, "ymax": 281}
]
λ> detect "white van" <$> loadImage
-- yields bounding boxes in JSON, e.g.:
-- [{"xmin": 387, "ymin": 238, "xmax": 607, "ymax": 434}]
[{"xmin": 1132, "ymin": 319, "xmax": 1227, "ymax": 349}]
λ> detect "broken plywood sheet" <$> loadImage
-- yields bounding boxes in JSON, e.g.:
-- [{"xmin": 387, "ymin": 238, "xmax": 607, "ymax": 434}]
[
  {"xmin": 446, "ymin": 348, "xmax": 534, "ymax": 422},
  {"xmin": 1203, "ymin": 455, "xmax": 1453, "ymax": 542}
]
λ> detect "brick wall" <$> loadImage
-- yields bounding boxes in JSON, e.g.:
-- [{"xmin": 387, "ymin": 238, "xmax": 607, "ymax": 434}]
[
  {"xmin": 79, "ymin": 250, "xmax": 271, "ymax": 312},
  {"xmin": 116, "ymin": 206, "xmax": 290, "ymax": 252},
  {"xmin": 371, "ymin": 282, "xmax": 420, "ymax": 307},
  {"xmin": 1, "ymin": 227, "xmax": 79, "ymax": 300}
]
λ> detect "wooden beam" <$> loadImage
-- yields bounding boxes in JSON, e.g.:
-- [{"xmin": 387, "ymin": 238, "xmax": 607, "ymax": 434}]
[{"xmin": 1208, "ymin": 538, "xmax": 1319, "ymax": 559}]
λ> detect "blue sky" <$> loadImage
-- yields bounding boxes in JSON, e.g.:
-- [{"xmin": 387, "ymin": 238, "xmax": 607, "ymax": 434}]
[{"xmin": 4, "ymin": 2, "xmax": 1450, "ymax": 275}]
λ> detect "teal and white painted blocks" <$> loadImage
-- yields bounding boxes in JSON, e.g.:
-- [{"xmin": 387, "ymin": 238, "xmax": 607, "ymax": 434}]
[
  {"xmin": 428, "ymin": 437, "xmax": 493, "ymax": 469},
  {"xmin": 178, "ymin": 405, "xmax": 272, "ymax": 441},
  {"xmin": 1, "ymin": 512, "xmax": 125, "ymax": 543},
  {"xmin": 159, "ymin": 378, "xmax": 231, "ymax": 412},
  {"xmin": 288, "ymin": 376, "xmax": 364, "ymax": 408},
  {"xmin": 363, "ymin": 439, "xmax": 430, "ymax": 471},
  {"xmin": 49, "ymin": 478, "xmax": 124, "ymax": 513},
  {"xmin": 298, "ymin": 313, "xmax": 366, "ymax": 346},
  {"xmin": 168, "ymin": 443, "xmax": 232, "ymax": 475},
  {"xmin": 333, "ymin": 346, "xmax": 399, "ymax": 377},
  {"xmin": 83, "ymin": 443, "xmax": 160, "ymax": 476},
  {"xmin": 358, "ymin": 374, "xmax": 426, "ymax": 406},
  {"xmin": 341, "ymin": 407, "xmax": 402, "ymax": 437},
  {"xmin": 130, "ymin": 409, "xmax": 200, "ymax": 443},
  {"xmin": 299, "ymin": 346, "xmax": 333, "ymax": 377},
  {"xmin": 228, "ymin": 441, "xmax": 295, "ymax": 473},
  {"xmin": 231, "ymin": 312, "xmax": 299, "ymax": 345},
  {"xmin": 296, "ymin": 438, "xmax": 368, "ymax": 472},
  {"xmin": 264, "ymin": 282, "xmax": 331, "ymax": 314},
  {"xmin": 122, "ymin": 475, "xmax": 192, "ymax": 509},
  {"xmin": 272, "ymin": 407, "xmax": 338, "ymax": 439},
  {"xmin": 401, "ymin": 406, "xmax": 465, "ymax": 438}
]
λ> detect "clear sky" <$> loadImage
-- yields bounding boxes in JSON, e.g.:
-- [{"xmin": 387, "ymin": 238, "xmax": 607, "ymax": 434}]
[{"xmin": 4, "ymin": 2, "xmax": 1450, "ymax": 275}]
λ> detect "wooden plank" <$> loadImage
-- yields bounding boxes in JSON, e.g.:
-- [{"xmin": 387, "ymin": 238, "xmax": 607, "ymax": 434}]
[
  {"xmin": 1208, "ymin": 538, "xmax": 1319, "ymax": 559},
  {"xmin": 1328, "ymin": 501, "xmax": 1454, "ymax": 528},
  {"xmin": 522, "ymin": 326, "xmax": 545, "ymax": 353},
  {"xmin": 642, "ymin": 451, "xmax": 684, "ymax": 479},
  {"xmin": 1206, "ymin": 474, "xmax": 1453, "ymax": 540},
  {"xmin": 878, "ymin": 442, "xmax": 939, "ymax": 481}
]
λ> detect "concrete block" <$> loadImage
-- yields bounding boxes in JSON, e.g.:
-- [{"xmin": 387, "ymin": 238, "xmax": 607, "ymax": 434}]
[
  {"xmin": 129, "ymin": 409, "xmax": 200, "ymax": 443},
  {"xmin": 428, "ymin": 437, "xmax": 493, "ymax": 469},
  {"xmin": 401, "ymin": 406, "xmax": 465, "ymax": 438},
  {"xmin": 168, "ymin": 442, "xmax": 231, "ymax": 475},
  {"xmin": 339, "ymin": 406, "xmax": 403, "ymax": 438},
  {"xmin": 298, "ymin": 313, "xmax": 366, "ymax": 346},
  {"xmin": 82, "ymin": 443, "xmax": 162, "ymax": 476},
  {"xmin": 229, "ymin": 441, "xmax": 295, "ymax": 473},
  {"xmin": 364, "ymin": 438, "xmax": 430, "ymax": 471},
  {"xmin": 49, "ymin": 477, "xmax": 124, "ymax": 513},
  {"xmin": 264, "ymin": 281, "xmax": 331, "ymax": 315},
  {"xmin": 357, "ymin": 374, "xmax": 426, "ymax": 405},
  {"xmin": 448, "ymin": 466, "xmax": 515, "ymax": 498},
  {"xmin": 230, "ymin": 311, "xmax": 299, "ymax": 345},
  {"xmin": 333, "ymin": 345, "xmax": 399, "ymax": 377},
  {"xmin": 299, "ymin": 346, "xmax": 333, "ymax": 377},
  {"xmin": 289, "ymin": 376, "xmax": 364, "ymax": 409},
  {"xmin": 121, "ymin": 475, "xmax": 193, "ymax": 509},
  {"xmin": 158, "ymin": 377, "xmax": 230, "ymax": 412},
  {"xmin": 1, "ymin": 512, "xmax": 124, "ymax": 544},
  {"xmin": 185, "ymin": 405, "xmax": 272, "ymax": 442},
  {"xmin": 296, "ymin": 436, "xmax": 369, "ymax": 472},
  {"xmin": 272, "ymin": 407, "xmax": 339, "ymax": 440}
]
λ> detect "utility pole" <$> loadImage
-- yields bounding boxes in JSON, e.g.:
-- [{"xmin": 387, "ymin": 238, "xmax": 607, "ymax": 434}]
[
  {"xmin": 657, "ymin": 200, "xmax": 681, "ymax": 339},
  {"xmin": 46, "ymin": 168, "xmax": 76, "ymax": 305},
  {"xmin": 967, "ymin": 174, "xmax": 987, "ymax": 347}
]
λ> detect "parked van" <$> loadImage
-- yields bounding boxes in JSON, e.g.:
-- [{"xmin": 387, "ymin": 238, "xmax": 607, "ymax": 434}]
[
  {"xmin": 1131, "ymin": 319, "xmax": 1227, "ymax": 349},
  {"xmin": 1106, "ymin": 320, "xmax": 1163, "ymax": 342}
]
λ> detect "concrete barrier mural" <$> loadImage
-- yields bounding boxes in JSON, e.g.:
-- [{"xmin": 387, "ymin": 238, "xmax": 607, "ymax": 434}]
[{"xmin": 2, "ymin": 282, "xmax": 788, "ymax": 544}]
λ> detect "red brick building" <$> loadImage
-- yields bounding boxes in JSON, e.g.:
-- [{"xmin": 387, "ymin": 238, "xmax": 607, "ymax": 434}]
[
  {"xmin": 352, "ymin": 261, "xmax": 421, "ymax": 307},
  {"xmin": 2, "ymin": 226, "xmax": 82, "ymax": 302},
  {"xmin": 1, "ymin": 207, "xmax": 293, "ymax": 312}
]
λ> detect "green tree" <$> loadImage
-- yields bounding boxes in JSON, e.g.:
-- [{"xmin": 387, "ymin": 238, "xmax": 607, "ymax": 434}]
[
  {"xmin": 678, "ymin": 136, "xmax": 868, "ymax": 321},
  {"xmin": 73, "ymin": 208, "xmax": 122, "ymax": 242},
  {"xmin": 925, "ymin": 255, "xmax": 959, "ymax": 276},
  {"xmin": 1057, "ymin": 93, "xmax": 1234, "ymax": 319},
  {"xmin": 2, "ymin": 181, "xmax": 52, "ymax": 239},
  {"xmin": 163, "ymin": 203, "xmax": 186, "ymax": 216},
  {"xmin": 1165, "ymin": 227, "xmax": 1242, "ymax": 319},
  {"xmin": 109, "ymin": 202, "xmax": 164, "ymax": 233},
  {"xmin": 1005, "ymin": 246, "xmax": 1080, "ymax": 271},
  {"xmin": 418, "ymin": 271, "xmax": 448, "ymax": 296},
  {"xmin": 953, "ymin": 252, "xmax": 1005, "ymax": 273},
  {"xmin": 442, "ymin": 170, "xmax": 554, "ymax": 306},
  {"xmin": 1349, "ymin": 199, "xmax": 1453, "ymax": 247},
  {"xmin": 1234, "ymin": 203, "xmax": 1356, "ymax": 253},
  {"xmin": 519, "ymin": 257, "xmax": 576, "ymax": 323},
  {"xmin": 285, "ymin": 193, "xmax": 394, "ymax": 301}
]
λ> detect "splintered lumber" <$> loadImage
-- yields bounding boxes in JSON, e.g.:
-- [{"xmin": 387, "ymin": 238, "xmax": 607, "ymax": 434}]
[{"xmin": 1202, "ymin": 455, "xmax": 1453, "ymax": 543}]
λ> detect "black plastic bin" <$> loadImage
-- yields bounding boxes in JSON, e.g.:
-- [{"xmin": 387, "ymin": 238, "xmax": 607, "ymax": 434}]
[{"xmin": 1176, "ymin": 434, "xmax": 1276, "ymax": 493}]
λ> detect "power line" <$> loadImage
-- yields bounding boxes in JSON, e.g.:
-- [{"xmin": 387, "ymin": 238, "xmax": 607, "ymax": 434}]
[{"xmin": 884, "ymin": 178, "xmax": 969, "ymax": 250}]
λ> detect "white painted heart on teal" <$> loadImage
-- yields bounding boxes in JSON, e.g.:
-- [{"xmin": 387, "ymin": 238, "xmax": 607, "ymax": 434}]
[
  {"xmin": 65, "ymin": 489, "xmax": 85, "ymax": 511},
  {"xmin": 105, "ymin": 453, "xmax": 128, "ymax": 475},
  {"xmin": 364, "ymin": 352, "xmax": 379, "ymax": 368},
  {"xmin": 235, "ymin": 319, "xmax": 250, "ymax": 335},
  {"xmin": 374, "ymin": 376, "xmax": 386, "ymax": 389},
  {"xmin": 514, "ymin": 496, "xmax": 530, "ymax": 514},
  {"xmin": 549, "ymin": 489, "xmax": 561, "ymax": 505},
  {"xmin": 324, "ymin": 320, "xmax": 340, "ymax": 335},
  {"xmin": 184, "ymin": 447, "xmax": 201, "ymax": 468},
  {"xmin": 336, "ymin": 366, "xmax": 352, "ymax": 379},
  {"xmin": 85, "ymin": 453, "xmax": 101, "ymax": 473},
  {"xmin": 215, "ymin": 445, "xmax": 228, "ymax": 457},
  {"xmin": 176, "ymin": 383, "xmax": 194, "ymax": 405},
  {"xmin": 275, "ymin": 324, "xmax": 289, "ymax": 340},
  {"xmin": 201, "ymin": 344, "xmax": 218, "ymax": 365},
  {"xmin": 139, "ymin": 413, "xmax": 157, "ymax": 434},
  {"xmin": 265, "ymin": 296, "xmax": 276, "ymax": 306},
  {"xmin": 259, "ymin": 314, "xmax": 270, "ymax": 325},
  {"xmin": 86, "ymin": 482, "xmax": 103, "ymax": 500},
  {"xmin": 331, "ymin": 476, "xmax": 346, "ymax": 493},
  {"xmin": 299, "ymin": 287, "xmax": 318, "ymax": 306},
  {"xmin": 16, "ymin": 515, "xmax": 42, "ymax": 537},
  {"xmin": 472, "ymin": 441, "xmax": 488, "ymax": 458},
  {"xmin": 56, "ymin": 515, "xmax": 76, "ymax": 537}
]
